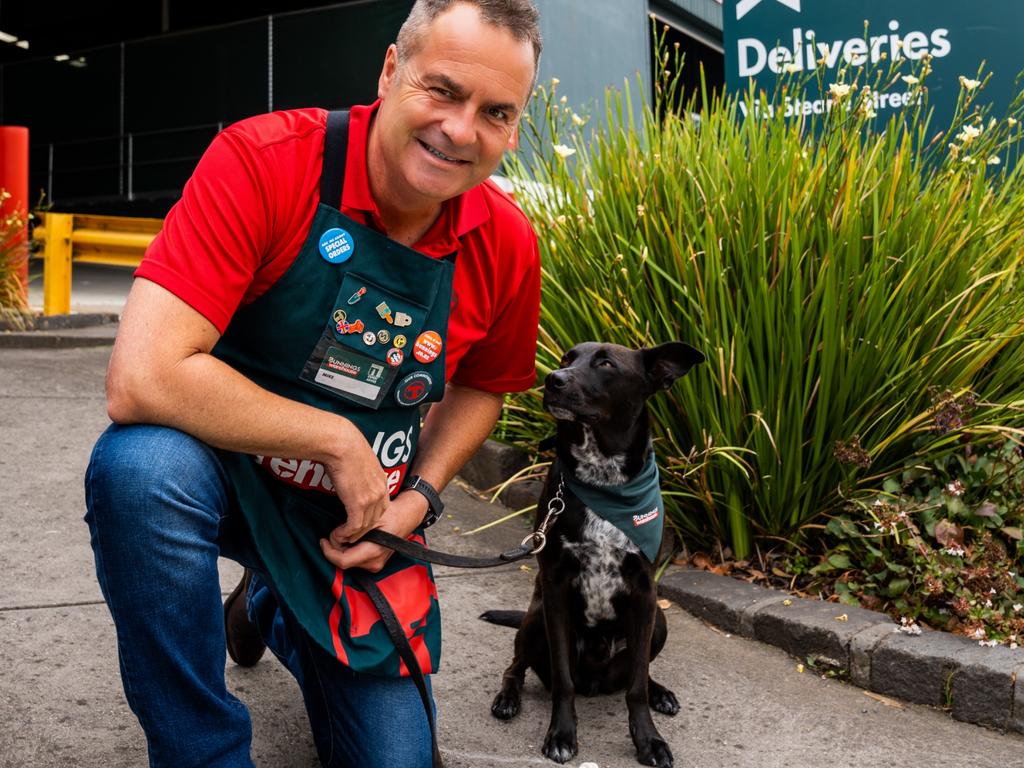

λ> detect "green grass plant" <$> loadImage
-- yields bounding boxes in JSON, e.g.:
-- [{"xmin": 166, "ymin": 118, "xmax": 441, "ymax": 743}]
[{"xmin": 498, "ymin": 40, "xmax": 1024, "ymax": 560}]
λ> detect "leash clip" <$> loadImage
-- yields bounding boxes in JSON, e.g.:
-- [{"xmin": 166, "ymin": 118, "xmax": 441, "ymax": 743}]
[
  {"xmin": 525, "ymin": 476, "xmax": 567, "ymax": 555},
  {"xmin": 521, "ymin": 530, "xmax": 547, "ymax": 554}
]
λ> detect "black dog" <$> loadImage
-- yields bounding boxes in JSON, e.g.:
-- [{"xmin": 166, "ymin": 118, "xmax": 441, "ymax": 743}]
[{"xmin": 481, "ymin": 341, "xmax": 705, "ymax": 767}]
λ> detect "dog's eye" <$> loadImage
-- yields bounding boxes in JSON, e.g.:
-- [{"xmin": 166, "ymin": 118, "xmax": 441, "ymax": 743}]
[{"xmin": 596, "ymin": 359, "xmax": 615, "ymax": 369}]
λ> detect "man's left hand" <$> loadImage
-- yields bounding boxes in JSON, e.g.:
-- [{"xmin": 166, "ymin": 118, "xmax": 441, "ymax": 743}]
[{"xmin": 319, "ymin": 489, "xmax": 430, "ymax": 572}]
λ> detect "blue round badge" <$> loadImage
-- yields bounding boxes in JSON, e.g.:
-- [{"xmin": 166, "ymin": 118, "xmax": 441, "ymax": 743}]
[
  {"xmin": 395, "ymin": 371, "xmax": 433, "ymax": 407},
  {"xmin": 318, "ymin": 228, "xmax": 355, "ymax": 264}
]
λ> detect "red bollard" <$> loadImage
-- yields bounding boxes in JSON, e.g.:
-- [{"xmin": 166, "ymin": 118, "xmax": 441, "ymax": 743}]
[{"xmin": 0, "ymin": 126, "xmax": 30, "ymax": 307}]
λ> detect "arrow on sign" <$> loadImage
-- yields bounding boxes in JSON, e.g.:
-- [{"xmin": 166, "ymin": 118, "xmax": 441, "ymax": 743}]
[{"xmin": 736, "ymin": 0, "xmax": 801, "ymax": 21}]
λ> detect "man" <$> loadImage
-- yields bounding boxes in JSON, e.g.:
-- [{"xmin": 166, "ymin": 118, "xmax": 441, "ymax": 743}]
[{"xmin": 83, "ymin": 2, "xmax": 542, "ymax": 766}]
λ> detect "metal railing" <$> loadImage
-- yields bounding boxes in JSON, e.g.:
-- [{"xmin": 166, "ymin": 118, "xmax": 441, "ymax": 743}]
[{"xmin": 32, "ymin": 212, "xmax": 162, "ymax": 315}]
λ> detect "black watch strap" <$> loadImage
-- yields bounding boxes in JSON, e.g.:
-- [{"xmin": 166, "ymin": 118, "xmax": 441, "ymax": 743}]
[{"xmin": 402, "ymin": 475, "xmax": 444, "ymax": 528}]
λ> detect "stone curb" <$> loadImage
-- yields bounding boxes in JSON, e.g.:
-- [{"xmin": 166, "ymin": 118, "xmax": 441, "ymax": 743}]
[
  {"xmin": 458, "ymin": 438, "xmax": 544, "ymax": 513},
  {"xmin": 0, "ymin": 316, "xmax": 119, "ymax": 348},
  {"xmin": 658, "ymin": 568, "xmax": 1024, "ymax": 734}
]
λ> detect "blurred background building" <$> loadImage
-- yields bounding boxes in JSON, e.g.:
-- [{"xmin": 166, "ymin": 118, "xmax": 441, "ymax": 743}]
[{"xmin": 0, "ymin": 0, "xmax": 723, "ymax": 216}]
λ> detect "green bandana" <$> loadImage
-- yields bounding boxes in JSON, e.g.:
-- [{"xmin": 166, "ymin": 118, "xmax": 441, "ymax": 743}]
[{"xmin": 563, "ymin": 452, "xmax": 664, "ymax": 562}]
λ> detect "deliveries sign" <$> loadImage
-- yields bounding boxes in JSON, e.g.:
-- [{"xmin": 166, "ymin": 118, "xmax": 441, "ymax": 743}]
[{"xmin": 724, "ymin": 0, "xmax": 1024, "ymax": 126}]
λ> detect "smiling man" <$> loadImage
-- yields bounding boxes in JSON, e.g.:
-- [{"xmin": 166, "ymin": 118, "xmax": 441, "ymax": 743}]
[{"xmin": 83, "ymin": 2, "xmax": 542, "ymax": 767}]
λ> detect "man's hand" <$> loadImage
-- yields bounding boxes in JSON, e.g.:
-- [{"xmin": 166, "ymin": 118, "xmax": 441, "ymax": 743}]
[
  {"xmin": 322, "ymin": 422, "xmax": 393, "ymax": 543},
  {"xmin": 320, "ymin": 489, "xmax": 429, "ymax": 572}
]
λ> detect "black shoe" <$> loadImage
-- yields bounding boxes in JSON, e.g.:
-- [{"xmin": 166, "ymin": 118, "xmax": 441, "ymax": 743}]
[{"xmin": 224, "ymin": 568, "xmax": 266, "ymax": 667}]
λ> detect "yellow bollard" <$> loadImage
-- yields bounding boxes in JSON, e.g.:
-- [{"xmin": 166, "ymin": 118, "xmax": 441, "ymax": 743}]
[{"xmin": 42, "ymin": 213, "xmax": 74, "ymax": 316}]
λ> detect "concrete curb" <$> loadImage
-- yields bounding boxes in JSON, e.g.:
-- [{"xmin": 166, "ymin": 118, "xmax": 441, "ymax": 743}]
[
  {"xmin": 0, "ymin": 315, "xmax": 119, "ymax": 348},
  {"xmin": 458, "ymin": 437, "xmax": 545, "ymax": 513},
  {"xmin": 658, "ymin": 568, "xmax": 1024, "ymax": 734}
]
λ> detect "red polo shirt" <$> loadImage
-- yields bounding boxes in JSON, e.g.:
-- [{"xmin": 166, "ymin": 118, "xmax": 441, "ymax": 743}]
[{"xmin": 137, "ymin": 101, "xmax": 540, "ymax": 393}]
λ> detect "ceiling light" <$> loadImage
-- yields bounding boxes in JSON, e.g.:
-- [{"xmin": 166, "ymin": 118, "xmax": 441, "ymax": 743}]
[
  {"xmin": 0, "ymin": 31, "xmax": 16, "ymax": 44},
  {"xmin": 54, "ymin": 54, "xmax": 69, "ymax": 62},
  {"xmin": 15, "ymin": 40, "xmax": 29, "ymax": 49}
]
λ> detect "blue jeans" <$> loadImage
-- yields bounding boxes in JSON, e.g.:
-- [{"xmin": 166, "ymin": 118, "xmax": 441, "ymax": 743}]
[{"xmin": 84, "ymin": 423, "xmax": 434, "ymax": 768}]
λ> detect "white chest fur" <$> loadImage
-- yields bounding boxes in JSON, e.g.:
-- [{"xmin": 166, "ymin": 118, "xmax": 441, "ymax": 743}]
[
  {"xmin": 561, "ymin": 509, "xmax": 640, "ymax": 627},
  {"xmin": 569, "ymin": 426, "xmax": 628, "ymax": 486}
]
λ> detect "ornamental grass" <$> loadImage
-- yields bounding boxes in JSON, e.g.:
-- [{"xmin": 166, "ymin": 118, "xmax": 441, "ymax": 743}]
[
  {"xmin": 0, "ymin": 191, "xmax": 29, "ymax": 328},
  {"xmin": 498, "ymin": 39, "xmax": 1024, "ymax": 562}
]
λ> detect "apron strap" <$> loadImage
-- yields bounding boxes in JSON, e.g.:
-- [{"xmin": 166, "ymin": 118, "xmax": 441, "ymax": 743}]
[
  {"xmin": 320, "ymin": 110, "xmax": 350, "ymax": 210},
  {"xmin": 348, "ymin": 568, "xmax": 445, "ymax": 768}
]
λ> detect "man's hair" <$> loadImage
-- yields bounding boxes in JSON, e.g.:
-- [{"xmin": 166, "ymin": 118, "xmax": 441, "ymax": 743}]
[{"xmin": 396, "ymin": 0, "xmax": 543, "ymax": 75}]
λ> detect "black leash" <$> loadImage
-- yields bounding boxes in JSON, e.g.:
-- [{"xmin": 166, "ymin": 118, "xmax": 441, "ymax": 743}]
[
  {"xmin": 360, "ymin": 528, "xmax": 539, "ymax": 567},
  {"xmin": 347, "ymin": 529, "xmax": 543, "ymax": 768},
  {"xmin": 347, "ymin": 568, "xmax": 445, "ymax": 768}
]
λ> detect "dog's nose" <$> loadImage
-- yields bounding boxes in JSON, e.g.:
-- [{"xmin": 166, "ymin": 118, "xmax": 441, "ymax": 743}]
[{"xmin": 546, "ymin": 370, "xmax": 569, "ymax": 390}]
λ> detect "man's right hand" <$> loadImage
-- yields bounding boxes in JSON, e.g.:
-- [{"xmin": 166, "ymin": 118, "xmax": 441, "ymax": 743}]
[{"xmin": 323, "ymin": 423, "xmax": 390, "ymax": 543}]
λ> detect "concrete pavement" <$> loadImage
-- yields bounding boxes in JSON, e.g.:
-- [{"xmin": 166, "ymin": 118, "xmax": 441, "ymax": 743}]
[{"xmin": 2, "ymin": 343, "xmax": 1024, "ymax": 767}]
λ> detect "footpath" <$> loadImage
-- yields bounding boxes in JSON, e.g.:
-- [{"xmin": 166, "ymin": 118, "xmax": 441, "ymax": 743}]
[{"xmin": 1, "ymin": 331, "xmax": 1023, "ymax": 767}]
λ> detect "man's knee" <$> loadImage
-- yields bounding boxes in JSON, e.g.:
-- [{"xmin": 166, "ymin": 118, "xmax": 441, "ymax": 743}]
[{"xmin": 85, "ymin": 423, "xmax": 229, "ymax": 531}]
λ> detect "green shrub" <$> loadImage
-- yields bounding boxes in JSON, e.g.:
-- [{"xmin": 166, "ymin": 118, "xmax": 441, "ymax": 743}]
[
  {"xmin": 499, "ymin": 41, "xmax": 1024, "ymax": 559},
  {"xmin": 810, "ymin": 438, "xmax": 1024, "ymax": 645}
]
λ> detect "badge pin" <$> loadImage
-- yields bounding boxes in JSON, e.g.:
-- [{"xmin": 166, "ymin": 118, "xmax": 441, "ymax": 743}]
[
  {"xmin": 332, "ymin": 308, "xmax": 347, "ymax": 324},
  {"xmin": 318, "ymin": 228, "xmax": 355, "ymax": 264},
  {"xmin": 413, "ymin": 330, "xmax": 443, "ymax": 364},
  {"xmin": 377, "ymin": 329, "xmax": 391, "ymax": 344},
  {"xmin": 375, "ymin": 301, "xmax": 394, "ymax": 324},
  {"xmin": 347, "ymin": 287, "xmax": 366, "ymax": 305},
  {"xmin": 393, "ymin": 334, "xmax": 407, "ymax": 349},
  {"xmin": 393, "ymin": 312, "xmax": 412, "ymax": 328},
  {"xmin": 395, "ymin": 371, "xmax": 433, "ymax": 407},
  {"xmin": 386, "ymin": 348, "xmax": 404, "ymax": 367},
  {"xmin": 337, "ymin": 319, "xmax": 365, "ymax": 335},
  {"xmin": 362, "ymin": 331, "xmax": 377, "ymax": 346}
]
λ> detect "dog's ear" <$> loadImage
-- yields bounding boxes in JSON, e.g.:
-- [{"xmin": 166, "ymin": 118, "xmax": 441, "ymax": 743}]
[{"xmin": 642, "ymin": 342, "xmax": 705, "ymax": 393}]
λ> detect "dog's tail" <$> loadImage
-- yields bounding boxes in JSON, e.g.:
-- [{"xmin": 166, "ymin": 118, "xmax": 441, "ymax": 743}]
[{"xmin": 478, "ymin": 609, "xmax": 526, "ymax": 628}]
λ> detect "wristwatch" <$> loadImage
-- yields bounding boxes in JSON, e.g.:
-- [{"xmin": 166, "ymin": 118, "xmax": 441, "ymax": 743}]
[{"xmin": 402, "ymin": 475, "xmax": 444, "ymax": 528}]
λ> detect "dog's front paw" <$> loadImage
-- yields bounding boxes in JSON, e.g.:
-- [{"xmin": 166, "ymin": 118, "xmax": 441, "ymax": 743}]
[
  {"xmin": 649, "ymin": 681, "xmax": 680, "ymax": 716},
  {"xmin": 541, "ymin": 725, "xmax": 578, "ymax": 764},
  {"xmin": 636, "ymin": 736, "xmax": 673, "ymax": 768},
  {"xmin": 490, "ymin": 690, "xmax": 521, "ymax": 720}
]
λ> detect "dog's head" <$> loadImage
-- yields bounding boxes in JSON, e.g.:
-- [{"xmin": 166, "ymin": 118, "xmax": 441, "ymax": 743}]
[{"xmin": 543, "ymin": 341, "xmax": 705, "ymax": 425}]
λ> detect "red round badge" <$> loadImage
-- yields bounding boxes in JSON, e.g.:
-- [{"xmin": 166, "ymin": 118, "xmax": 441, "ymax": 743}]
[
  {"xmin": 386, "ymin": 348, "xmax": 404, "ymax": 367},
  {"xmin": 413, "ymin": 331, "xmax": 442, "ymax": 364}
]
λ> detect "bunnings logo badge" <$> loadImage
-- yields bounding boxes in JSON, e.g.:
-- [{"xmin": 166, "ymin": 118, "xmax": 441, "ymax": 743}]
[
  {"xmin": 633, "ymin": 509, "xmax": 659, "ymax": 527},
  {"xmin": 736, "ymin": 0, "xmax": 800, "ymax": 21}
]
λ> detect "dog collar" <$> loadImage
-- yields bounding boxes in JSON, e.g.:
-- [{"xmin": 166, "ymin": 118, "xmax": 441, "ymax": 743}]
[{"xmin": 563, "ymin": 452, "xmax": 664, "ymax": 562}]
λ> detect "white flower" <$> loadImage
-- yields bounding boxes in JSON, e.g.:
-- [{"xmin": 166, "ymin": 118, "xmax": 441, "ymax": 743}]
[
  {"xmin": 1013, "ymin": 603, "xmax": 1022, "ymax": 612},
  {"xmin": 550, "ymin": 77, "xmax": 560, "ymax": 87},
  {"xmin": 962, "ymin": 155, "xmax": 977, "ymax": 165},
  {"xmin": 1010, "ymin": 118, "xmax": 1019, "ymax": 127},
  {"xmin": 829, "ymin": 83, "xmax": 852, "ymax": 100},
  {"xmin": 636, "ymin": 204, "xmax": 646, "ymax": 217},
  {"xmin": 979, "ymin": 639, "xmax": 999, "ymax": 648},
  {"xmin": 957, "ymin": 124, "xmax": 982, "ymax": 144},
  {"xmin": 902, "ymin": 75, "xmax": 919, "ymax": 85},
  {"xmin": 783, "ymin": 62, "xmax": 801, "ymax": 74},
  {"xmin": 572, "ymin": 113, "xmax": 586, "ymax": 127},
  {"xmin": 944, "ymin": 545, "xmax": 966, "ymax": 557},
  {"xmin": 988, "ymin": 156, "xmax": 1001, "ymax": 165},
  {"xmin": 959, "ymin": 76, "xmax": 981, "ymax": 90},
  {"xmin": 895, "ymin": 617, "xmax": 922, "ymax": 635},
  {"xmin": 946, "ymin": 480, "xmax": 966, "ymax": 496},
  {"xmin": 971, "ymin": 627, "xmax": 986, "ymax": 640},
  {"xmin": 552, "ymin": 144, "xmax": 576, "ymax": 159}
]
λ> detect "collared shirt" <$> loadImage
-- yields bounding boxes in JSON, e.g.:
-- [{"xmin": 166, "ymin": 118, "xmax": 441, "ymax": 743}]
[{"xmin": 138, "ymin": 102, "xmax": 540, "ymax": 392}]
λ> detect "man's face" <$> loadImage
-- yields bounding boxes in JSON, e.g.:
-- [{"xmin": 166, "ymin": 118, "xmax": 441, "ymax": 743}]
[{"xmin": 373, "ymin": 3, "xmax": 536, "ymax": 207}]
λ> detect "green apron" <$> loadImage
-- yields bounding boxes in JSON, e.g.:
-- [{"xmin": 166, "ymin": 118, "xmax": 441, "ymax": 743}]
[{"xmin": 212, "ymin": 111, "xmax": 454, "ymax": 677}]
